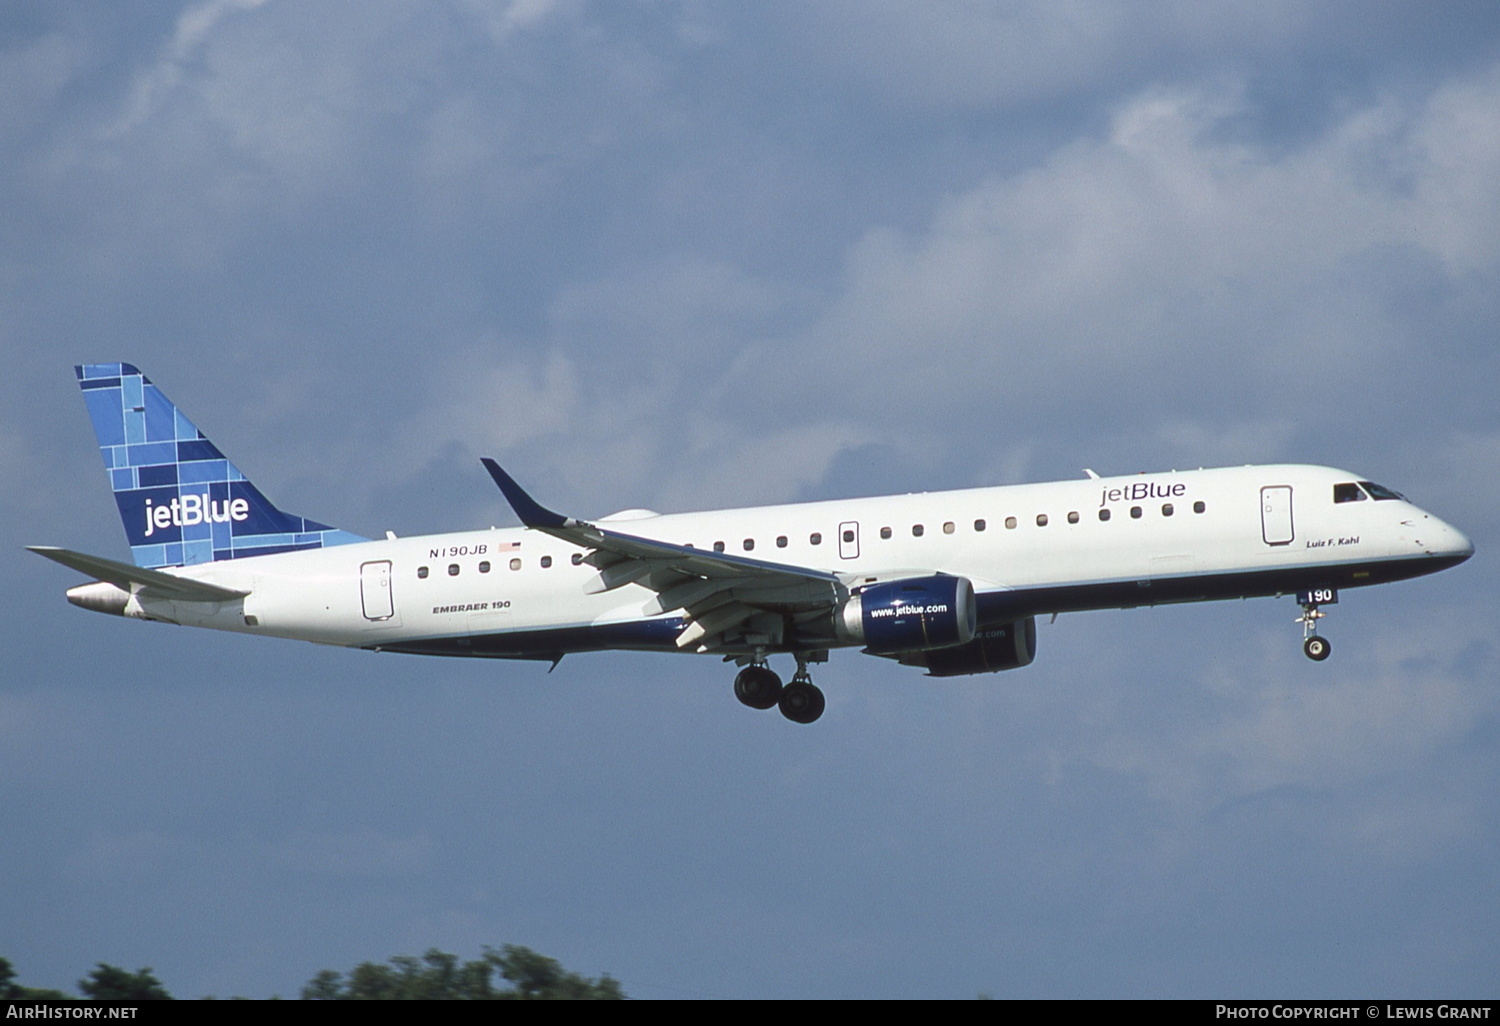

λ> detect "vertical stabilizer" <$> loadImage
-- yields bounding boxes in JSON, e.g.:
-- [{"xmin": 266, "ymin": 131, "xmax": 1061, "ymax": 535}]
[{"xmin": 76, "ymin": 363, "xmax": 367, "ymax": 568}]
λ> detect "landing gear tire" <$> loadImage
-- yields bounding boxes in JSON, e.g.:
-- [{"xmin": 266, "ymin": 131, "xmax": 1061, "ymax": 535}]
[
  {"xmin": 1296, "ymin": 594, "xmax": 1333, "ymax": 662},
  {"xmin": 734, "ymin": 665, "xmax": 783, "ymax": 710},
  {"xmin": 778, "ymin": 681, "xmax": 825, "ymax": 724}
]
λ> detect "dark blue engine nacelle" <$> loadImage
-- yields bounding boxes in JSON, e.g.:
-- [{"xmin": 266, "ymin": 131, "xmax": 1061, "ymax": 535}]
[
  {"xmin": 896, "ymin": 617, "xmax": 1037, "ymax": 676},
  {"xmin": 837, "ymin": 575, "xmax": 977, "ymax": 654}
]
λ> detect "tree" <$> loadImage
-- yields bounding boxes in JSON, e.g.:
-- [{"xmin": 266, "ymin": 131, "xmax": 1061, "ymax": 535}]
[
  {"xmin": 0, "ymin": 957, "xmax": 74, "ymax": 1001},
  {"xmin": 77, "ymin": 964, "xmax": 173, "ymax": 1001},
  {"xmin": 300, "ymin": 970, "xmax": 345, "ymax": 1001},
  {"xmin": 301, "ymin": 945, "xmax": 624, "ymax": 1000},
  {"xmin": 492, "ymin": 945, "xmax": 624, "ymax": 1000}
]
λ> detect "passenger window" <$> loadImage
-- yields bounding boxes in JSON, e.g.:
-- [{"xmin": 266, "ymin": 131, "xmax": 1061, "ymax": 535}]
[
  {"xmin": 1161, "ymin": 503, "xmax": 1173, "ymax": 517},
  {"xmin": 943, "ymin": 521, "xmax": 955, "ymax": 534},
  {"xmin": 744, "ymin": 539, "xmax": 755, "ymax": 551},
  {"xmin": 448, "ymin": 564, "xmax": 460, "ymax": 576},
  {"xmin": 540, "ymin": 555, "xmax": 552, "ymax": 568},
  {"xmin": 417, "ymin": 566, "xmax": 429, "ymax": 579},
  {"xmin": 509, "ymin": 558, "xmax": 521, "ymax": 571},
  {"xmin": 713, "ymin": 541, "xmax": 725, "ymax": 552},
  {"xmin": 810, "ymin": 532, "xmax": 822, "ymax": 545},
  {"xmin": 1098, "ymin": 509, "xmax": 1111, "ymax": 522},
  {"xmin": 1067, "ymin": 511, "xmax": 1079, "ymax": 524},
  {"xmin": 974, "ymin": 519, "xmax": 986, "ymax": 532},
  {"xmin": 880, "ymin": 526, "xmax": 892, "ymax": 540},
  {"xmin": 479, "ymin": 561, "xmax": 491, "ymax": 573},
  {"xmin": 1193, "ymin": 501, "xmax": 1206, "ymax": 514},
  {"xmin": 571, "ymin": 552, "xmax": 584, "ymax": 565},
  {"xmin": 1130, "ymin": 506, "xmax": 1142, "ymax": 519},
  {"xmin": 842, "ymin": 529, "xmax": 854, "ymax": 543},
  {"xmin": 776, "ymin": 536, "xmax": 788, "ymax": 548},
  {"xmin": 1036, "ymin": 514, "xmax": 1048, "ymax": 527},
  {"xmin": 1005, "ymin": 516, "xmax": 1017, "ymax": 530},
  {"xmin": 912, "ymin": 524, "xmax": 924, "ymax": 537}
]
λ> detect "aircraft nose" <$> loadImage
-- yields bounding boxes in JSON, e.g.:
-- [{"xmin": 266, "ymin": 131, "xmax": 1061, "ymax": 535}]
[
  {"xmin": 1427, "ymin": 516, "xmax": 1474, "ymax": 563},
  {"xmin": 1450, "ymin": 525, "xmax": 1475, "ymax": 561}
]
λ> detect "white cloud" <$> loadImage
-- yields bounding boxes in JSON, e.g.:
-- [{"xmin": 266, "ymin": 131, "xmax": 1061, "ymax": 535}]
[
  {"xmin": 409, "ymin": 344, "xmax": 583, "ymax": 464},
  {"xmin": 1073, "ymin": 614, "xmax": 1499, "ymax": 862},
  {"xmin": 82, "ymin": 0, "xmax": 669, "ymax": 224},
  {"xmin": 383, "ymin": 255, "xmax": 865, "ymax": 515},
  {"xmin": 737, "ymin": 66, "xmax": 1500, "ymax": 458},
  {"xmin": 1405, "ymin": 69, "xmax": 1500, "ymax": 272},
  {"xmin": 108, "ymin": 0, "xmax": 272, "ymax": 138},
  {"xmin": 360, "ymin": 62, "xmax": 1500, "ymax": 515},
  {"xmin": 655, "ymin": 420, "xmax": 871, "ymax": 512},
  {"xmin": 460, "ymin": 0, "xmax": 575, "ymax": 44},
  {"xmin": 785, "ymin": 0, "xmax": 1318, "ymax": 111}
]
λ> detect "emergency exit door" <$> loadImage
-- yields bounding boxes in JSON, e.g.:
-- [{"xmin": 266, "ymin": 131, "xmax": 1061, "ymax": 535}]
[{"xmin": 1260, "ymin": 486, "xmax": 1294, "ymax": 546}]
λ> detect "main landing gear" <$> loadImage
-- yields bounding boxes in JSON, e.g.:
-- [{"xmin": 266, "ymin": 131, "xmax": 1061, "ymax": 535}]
[
  {"xmin": 1295, "ymin": 588, "xmax": 1336, "ymax": 661},
  {"xmin": 733, "ymin": 654, "xmax": 825, "ymax": 724}
]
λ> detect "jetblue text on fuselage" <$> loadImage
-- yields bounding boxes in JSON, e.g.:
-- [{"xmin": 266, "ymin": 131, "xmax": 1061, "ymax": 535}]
[
  {"xmin": 1100, "ymin": 481, "xmax": 1187, "ymax": 506},
  {"xmin": 143, "ymin": 494, "xmax": 249, "ymax": 537}
]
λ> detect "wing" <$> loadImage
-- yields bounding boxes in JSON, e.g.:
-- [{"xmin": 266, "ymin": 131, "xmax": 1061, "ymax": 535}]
[
  {"xmin": 481, "ymin": 459, "xmax": 847, "ymax": 652},
  {"xmin": 28, "ymin": 546, "xmax": 250, "ymax": 601}
]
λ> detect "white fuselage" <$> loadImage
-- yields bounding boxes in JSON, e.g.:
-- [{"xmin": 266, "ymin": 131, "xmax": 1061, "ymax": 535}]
[{"xmin": 117, "ymin": 464, "xmax": 1472, "ymax": 660}]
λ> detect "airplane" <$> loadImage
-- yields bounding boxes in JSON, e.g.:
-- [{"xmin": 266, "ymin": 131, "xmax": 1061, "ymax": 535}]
[{"xmin": 32, "ymin": 363, "xmax": 1474, "ymax": 724}]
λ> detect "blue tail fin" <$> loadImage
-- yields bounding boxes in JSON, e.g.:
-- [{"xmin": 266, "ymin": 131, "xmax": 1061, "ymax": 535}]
[{"xmin": 76, "ymin": 363, "xmax": 368, "ymax": 568}]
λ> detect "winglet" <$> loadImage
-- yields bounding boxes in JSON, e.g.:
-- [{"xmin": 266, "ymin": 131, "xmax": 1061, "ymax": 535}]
[{"xmin": 480, "ymin": 459, "xmax": 571, "ymax": 529}]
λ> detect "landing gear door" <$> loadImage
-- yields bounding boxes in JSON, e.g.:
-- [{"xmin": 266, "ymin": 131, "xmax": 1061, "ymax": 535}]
[
  {"xmin": 838, "ymin": 521, "xmax": 860, "ymax": 560},
  {"xmin": 360, "ymin": 560, "xmax": 397, "ymax": 621},
  {"xmin": 1260, "ymin": 485, "xmax": 1294, "ymax": 546}
]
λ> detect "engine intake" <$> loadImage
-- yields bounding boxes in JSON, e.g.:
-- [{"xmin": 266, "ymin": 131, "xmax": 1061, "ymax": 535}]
[{"xmin": 838, "ymin": 575, "xmax": 976, "ymax": 654}]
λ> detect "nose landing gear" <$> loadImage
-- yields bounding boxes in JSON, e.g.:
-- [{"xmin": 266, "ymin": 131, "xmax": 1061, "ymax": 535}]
[
  {"xmin": 1295, "ymin": 588, "xmax": 1337, "ymax": 661},
  {"xmin": 1301, "ymin": 630, "xmax": 1331, "ymax": 661}
]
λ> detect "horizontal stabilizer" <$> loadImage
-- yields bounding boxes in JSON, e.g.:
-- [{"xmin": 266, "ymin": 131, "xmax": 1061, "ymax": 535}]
[{"xmin": 28, "ymin": 546, "xmax": 250, "ymax": 601}]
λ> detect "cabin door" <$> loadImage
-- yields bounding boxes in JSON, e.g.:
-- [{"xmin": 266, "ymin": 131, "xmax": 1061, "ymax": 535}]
[
  {"xmin": 360, "ymin": 560, "xmax": 396, "ymax": 620},
  {"xmin": 1260, "ymin": 486, "xmax": 1295, "ymax": 546}
]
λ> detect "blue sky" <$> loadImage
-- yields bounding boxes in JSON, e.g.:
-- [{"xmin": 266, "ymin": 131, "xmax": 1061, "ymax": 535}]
[{"xmin": 4, "ymin": 1, "xmax": 1498, "ymax": 998}]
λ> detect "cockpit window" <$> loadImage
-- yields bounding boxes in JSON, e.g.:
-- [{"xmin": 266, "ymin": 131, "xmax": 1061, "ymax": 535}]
[
  {"xmin": 1359, "ymin": 481, "xmax": 1405, "ymax": 501},
  {"xmin": 1333, "ymin": 482, "xmax": 1367, "ymax": 503}
]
